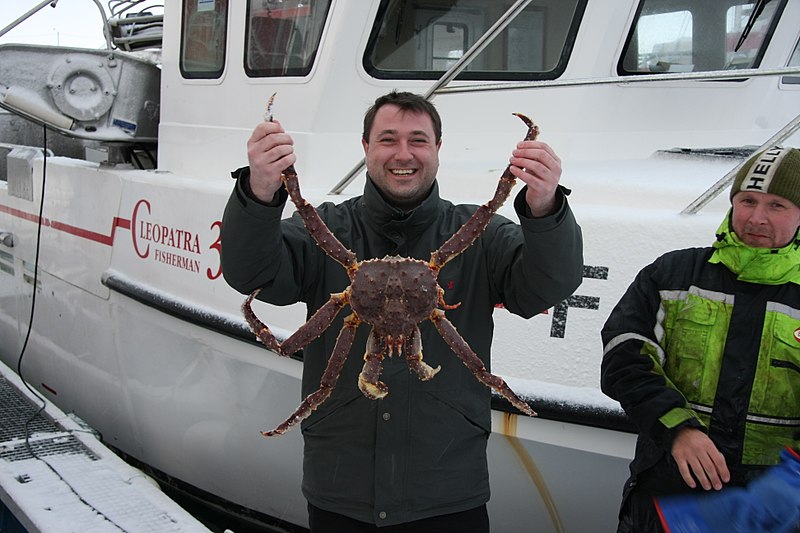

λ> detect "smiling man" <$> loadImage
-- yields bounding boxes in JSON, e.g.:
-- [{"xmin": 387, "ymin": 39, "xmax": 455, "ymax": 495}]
[
  {"xmin": 360, "ymin": 102, "xmax": 440, "ymax": 210},
  {"xmin": 600, "ymin": 146, "xmax": 800, "ymax": 533},
  {"xmin": 220, "ymin": 91, "xmax": 583, "ymax": 532}
]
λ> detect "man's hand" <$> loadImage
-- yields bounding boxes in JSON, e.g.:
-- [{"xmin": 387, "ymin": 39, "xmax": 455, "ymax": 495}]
[
  {"xmin": 246, "ymin": 120, "xmax": 297, "ymax": 203},
  {"xmin": 508, "ymin": 140, "xmax": 562, "ymax": 216},
  {"xmin": 671, "ymin": 427, "xmax": 731, "ymax": 490}
]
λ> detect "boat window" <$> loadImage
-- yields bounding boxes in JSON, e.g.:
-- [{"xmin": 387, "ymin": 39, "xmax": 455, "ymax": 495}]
[
  {"xmin": 619, "ymin": 0, "xmax": 787, "ymax": 75},
  {"xmin": 244, "ymin": 0, "xmax": 332, "ymax": 77},
  {"xmin": 180, "ymin": 0, "xmax": 229, "ymax": 79},
  {"xmin": 784, "ymin": 37, "xmax": 800, "ymax": 85},
  {"xmin": 363, "ymin": 0, "xmax": 587, "ymax": 81}
]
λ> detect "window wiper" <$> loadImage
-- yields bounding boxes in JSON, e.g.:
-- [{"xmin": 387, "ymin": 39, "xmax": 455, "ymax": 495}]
[{"xmin": 734, "ymin": 0, "xmax": 770, "ymax": 53}]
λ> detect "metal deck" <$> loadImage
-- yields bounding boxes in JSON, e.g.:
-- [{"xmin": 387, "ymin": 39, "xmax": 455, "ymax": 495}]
[{"xmin": 0, "ymin": 360, "xmax": 212, "ymax": 533}]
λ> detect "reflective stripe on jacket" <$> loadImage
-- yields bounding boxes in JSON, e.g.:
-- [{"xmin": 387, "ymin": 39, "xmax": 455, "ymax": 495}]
[{"xmin": 601, "ymin": 214, "xmax": 800, "ymax": 483}]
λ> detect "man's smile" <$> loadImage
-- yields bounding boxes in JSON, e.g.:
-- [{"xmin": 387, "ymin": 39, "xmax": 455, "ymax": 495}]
[{"xmin": 390, "ymin": 168, "xmax": 416, "ymax": 176}]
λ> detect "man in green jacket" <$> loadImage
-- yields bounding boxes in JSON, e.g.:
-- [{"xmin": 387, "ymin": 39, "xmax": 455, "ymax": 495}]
[
  {"xmin": 601, "ymin": 146, "xmax": 800, "ymax": 533},
  {"xmin": 221, "ymin": 91, "xmax": 583, "ymax": 532}
]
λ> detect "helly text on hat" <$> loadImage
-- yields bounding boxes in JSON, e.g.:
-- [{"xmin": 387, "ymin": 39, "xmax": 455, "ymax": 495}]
[
  {"xmin": 730, "ymin": 146, "xmax": 800, "ymax": 207},
  {"xmin": 739, "ymin": 146, "xmax": 790, "ymax": 193}
]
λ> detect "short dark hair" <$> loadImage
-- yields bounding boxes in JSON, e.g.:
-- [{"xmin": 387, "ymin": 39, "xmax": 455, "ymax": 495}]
[{"xmin": 362, "ymin": 91, "xmax": 442, "ymax": 144}]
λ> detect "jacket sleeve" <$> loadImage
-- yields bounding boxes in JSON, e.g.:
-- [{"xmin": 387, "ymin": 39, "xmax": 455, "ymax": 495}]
[
  {"xmin": 600, "ymin": 256, "xmax": 704, "ymax": 443},
  {"xmin": 220, "ymin": 167, "xmax": 323, "ymax": 305},
  {"xmin": 489, "ymin": 185, "xmax": 583, "ymax": 318}
]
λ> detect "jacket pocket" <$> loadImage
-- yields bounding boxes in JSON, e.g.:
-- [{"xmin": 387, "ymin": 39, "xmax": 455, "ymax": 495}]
[
  {"xmin": 664, "ymin": 297, "xmax": 725, "ymax": 402},
  {"xmin": 751, "ymin": 310, "xmax": 800, "ymax": 414},
  {"xmin": 403, "ymin": 391, "xmax": 491, "ymax": 510},
  {"xmin": 771, "ymin": 358, "xmax": 800, "ymax": 375}
]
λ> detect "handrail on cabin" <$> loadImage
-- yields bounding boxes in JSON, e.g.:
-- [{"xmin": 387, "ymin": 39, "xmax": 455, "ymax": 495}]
[
  {"xmin": 436, "ymin": 65, "xmax": 800, "ymax": 94},
  {"xmin": 328, "ymin": 0, "xmax": 534, "ymax": 195},
  {"xmin": 329, "ymin": 61, "xmax": 800, "ymax": 195},
  {"xmin": 681, "ymin": 111, "xmax": 800, "ymax": 215}
]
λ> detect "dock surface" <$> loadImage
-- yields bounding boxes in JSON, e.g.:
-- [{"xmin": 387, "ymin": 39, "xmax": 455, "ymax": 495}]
[{"xmin": 0, "ymin": 360, "xmax": 212, "ymax": 533}]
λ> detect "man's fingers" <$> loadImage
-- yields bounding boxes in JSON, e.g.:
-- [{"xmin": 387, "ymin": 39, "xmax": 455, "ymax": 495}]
[{"xmin": 677, "ymin": 460, "xmax": 698, "ymax": 489}]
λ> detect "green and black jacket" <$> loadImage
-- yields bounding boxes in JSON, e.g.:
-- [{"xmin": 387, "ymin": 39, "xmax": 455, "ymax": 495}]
[
  {"xmin": 221, "ymin": 172, "xmax": 583, "ymax": 526},
  {"xmin": 601, "ymin": 213, "xmax": 800, "ymax": 487}
]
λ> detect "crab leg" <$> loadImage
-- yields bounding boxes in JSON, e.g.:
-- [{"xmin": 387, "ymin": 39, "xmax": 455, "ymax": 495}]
[
  {"xmin": 282, "ymin": 169, "xmax": 359, "ymax": 275},
  {"xmin": 243, "ymin": 289, "xmax": 282, "ymax": 353},
  {"xmin": 358, "ymin": 330, "xmax": 389, "ymax": 399},
  {"xmin": 430, "ymin": 113, "xmax": 538, "ymax": 271},
  {"xmin": 265, "ymin": 93, "xmax": 359, "ymax": 275},
  {"xmin": 430, "ymin": 309, "xmax": 536, "ymax": 417},
  {"xmin": 404, "ymin": 326, "xmax": 441, "ymax": 381},
  {"xmin": 262, "ymin": 313, "xmax": 361, "ymax": 437},
  {"xmin": 244, "ymin": 289, "xmax": 350, "ymax": 356}
]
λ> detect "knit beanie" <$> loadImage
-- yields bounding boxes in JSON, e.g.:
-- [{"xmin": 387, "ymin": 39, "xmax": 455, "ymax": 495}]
[{"xmin": 730, "ymin": 146, "xmax": 800, "ymax": 208}]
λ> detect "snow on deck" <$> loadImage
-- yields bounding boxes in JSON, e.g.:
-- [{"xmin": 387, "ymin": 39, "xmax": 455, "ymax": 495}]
[{"xmin": 0, "ymin": 360, "xmax": 211, "ymax": 533}]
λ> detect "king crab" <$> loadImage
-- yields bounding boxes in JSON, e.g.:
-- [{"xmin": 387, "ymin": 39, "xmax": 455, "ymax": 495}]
[{"xmin": 244, "ymin": 102, "xmax": 539, "ymax": 436}]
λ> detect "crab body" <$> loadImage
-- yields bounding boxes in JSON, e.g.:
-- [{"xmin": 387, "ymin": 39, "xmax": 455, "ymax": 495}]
[
  {"xmin": 350, "ymin": 257, "xmax": 439, "ymax": 335},
  {"xmin": 243, "ymin": 112, "xmax": 539, "ymax": 436}
]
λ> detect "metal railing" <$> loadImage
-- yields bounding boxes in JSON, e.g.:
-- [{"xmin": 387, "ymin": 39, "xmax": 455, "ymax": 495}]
[
  {"xmin": 328, "ymin": 0, "xmax": 800, "ymax": 196},
  {"xmin": 328, "ymin": 0, "xmax": 533, "ymax": 195}
]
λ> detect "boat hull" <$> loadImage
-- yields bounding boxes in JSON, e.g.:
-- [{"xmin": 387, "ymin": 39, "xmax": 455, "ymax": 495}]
[{"xmin": 0, "ymin": 152, "xmax": 636, "ymax": 531}]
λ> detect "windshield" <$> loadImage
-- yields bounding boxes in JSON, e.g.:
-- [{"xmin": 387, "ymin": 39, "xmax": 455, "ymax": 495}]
[
  {"xmin": 785, "ymin": 36, "xmax": 800, "ymax": 85},
  {"xmin": 619, "ymin": 0, "xmax": 786, "ymax": 74},
  {"xmin": 363, "ymin": 0, "xmax": 586, "ymax": 81}
]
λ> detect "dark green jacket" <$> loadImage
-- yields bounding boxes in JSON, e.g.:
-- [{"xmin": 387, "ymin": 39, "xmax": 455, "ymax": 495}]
[
  {"xmin": 221, "ymin": 172, "xmax": 583, "ymax": 526},
  {"xmin": 601, "ymin": 214, "xmax": 800, "ymax": 495}
]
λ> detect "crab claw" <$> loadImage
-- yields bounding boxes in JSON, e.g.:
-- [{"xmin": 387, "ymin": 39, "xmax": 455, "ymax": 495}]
[
  {"xmin": 359, "ymin": 375, "xmax": 389, "ymax": 399},
  {"xmin": 438, "ymin": 288, "xmax": 461, "ymax": 310},
  {"xmin": 408, "ymin": 356, "xmax": 441, "ymax": 381},
  {"xmin": 405, "ymin": 327, "xmax": 441, "ymax": 381}
]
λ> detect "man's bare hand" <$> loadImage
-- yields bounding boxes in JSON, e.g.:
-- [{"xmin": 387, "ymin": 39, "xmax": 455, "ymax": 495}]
[
  {"xmin": 246, "ymin": 120, "xmax": 296, "ymax": 203},
  {"xmin": 508, "ymin": 141, "xmax": 562, "ymax": 216},
  {"xmin": 671, "ymin": 427, "xmax": 730, "ymax": 490}
]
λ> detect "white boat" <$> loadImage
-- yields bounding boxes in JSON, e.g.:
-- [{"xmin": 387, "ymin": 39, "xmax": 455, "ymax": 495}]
[{"xmin": 1, "ymin": 0, "xmax": 798, "ymax": 531}]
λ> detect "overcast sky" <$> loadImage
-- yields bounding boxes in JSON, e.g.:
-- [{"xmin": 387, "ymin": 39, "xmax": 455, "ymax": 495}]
[{"xmin": 0, "ymin": 0, "xmax": 158, "ymax": 49}]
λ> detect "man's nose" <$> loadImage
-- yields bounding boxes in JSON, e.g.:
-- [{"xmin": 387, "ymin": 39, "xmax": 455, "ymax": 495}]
[
  {"xmin": 749, "ymin": 203, "xmax": 769, "ymax": 224},
  {"xmin": 394, "ymin": 140, "xmax": 412, "ymax": 160}
]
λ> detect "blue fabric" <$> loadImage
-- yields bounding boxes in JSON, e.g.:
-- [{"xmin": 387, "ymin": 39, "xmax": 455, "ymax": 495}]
[{"xmin": 656, "ymin": 448, "xmax": 800, "ymax": 533}]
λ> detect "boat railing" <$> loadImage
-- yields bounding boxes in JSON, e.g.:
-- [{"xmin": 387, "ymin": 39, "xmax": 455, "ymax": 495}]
[
  {"xmin": 108, "ymin": 12, "xmax": 163, "ymax": 51},
  {"xmin": 434, "ymin": 65, "xmax": 800, "ymax": 94},
  {"xmin": 329, "ymin": 0, "xmax": 533, "ymax": 196},
  {"xmin": 681, "ymin": 111, "xmax": 800, "ymax": 215},
  {"xmin": 329, "ymin": 65, "xmax": 800, "ymax": 195},
  {"xmin": 1, "ymin": 0, "xmax": 162, "ymax": 52},
  {"xmin": 0, "ymin": 0, "xmax": 114, "ymax": 50}
]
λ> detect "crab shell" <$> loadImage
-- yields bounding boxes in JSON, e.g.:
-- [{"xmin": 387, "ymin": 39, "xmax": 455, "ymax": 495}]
[{"xmin": 349, "ymin": 256, "xmax": 439, "ymax": 340}]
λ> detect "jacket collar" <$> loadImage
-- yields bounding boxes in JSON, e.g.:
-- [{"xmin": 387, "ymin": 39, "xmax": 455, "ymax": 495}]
[
  {"xmin": 709, "ymin": 211, "xmax": 800, "ymax": 285},
  {"xmin": 362, "ymin": 176, "xmax": 442, "ymax": 233}
]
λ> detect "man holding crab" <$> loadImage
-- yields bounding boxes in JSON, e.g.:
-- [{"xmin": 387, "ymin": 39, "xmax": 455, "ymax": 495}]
[{"xmin": 221, "ymin": 91, "xmax": 583, "ymax": 532}]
